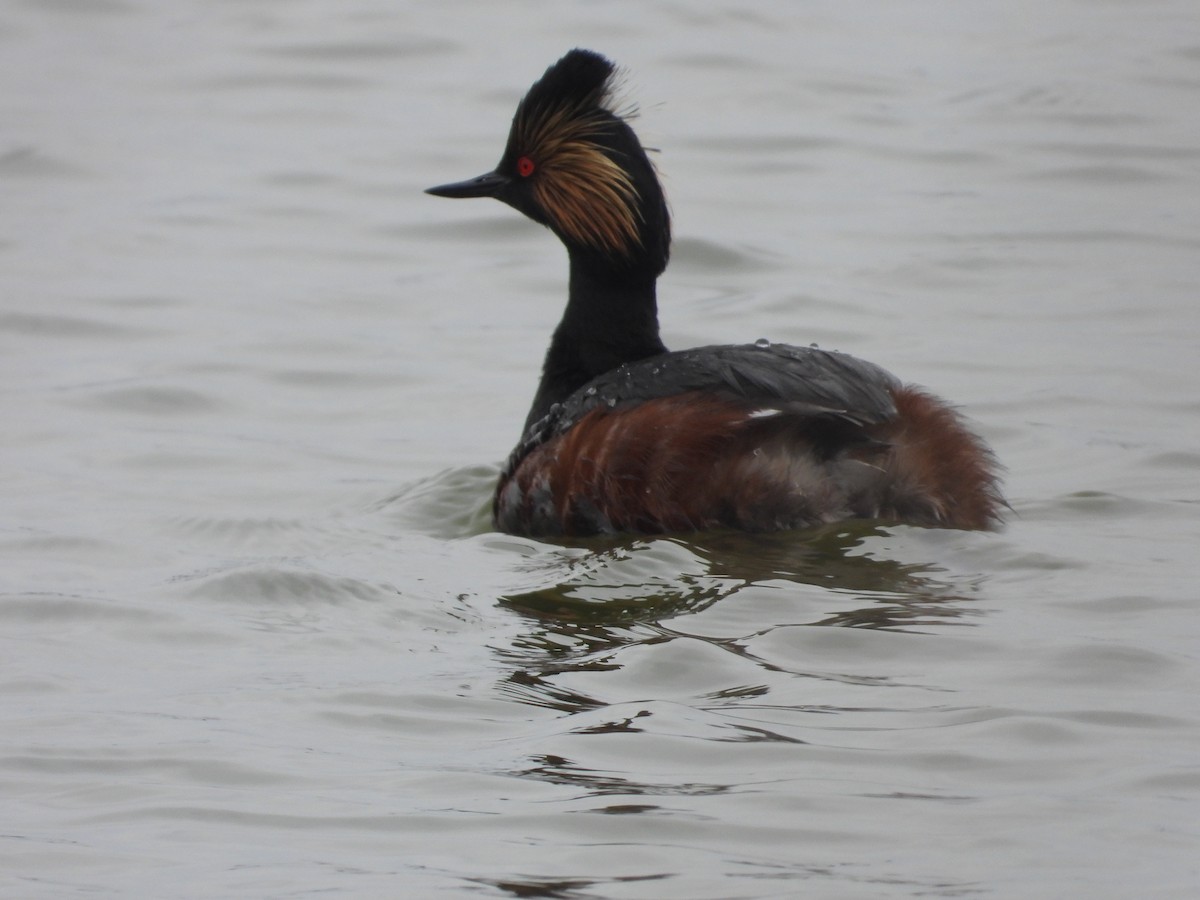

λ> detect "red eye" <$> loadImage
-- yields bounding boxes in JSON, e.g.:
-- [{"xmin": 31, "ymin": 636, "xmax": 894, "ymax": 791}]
[{"xmin": 516, "ymin": 156, "xmax": 536, "ymax": 177}]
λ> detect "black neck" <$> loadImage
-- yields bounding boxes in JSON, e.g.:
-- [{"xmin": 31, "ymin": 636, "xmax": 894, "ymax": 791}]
[{"xmin": 522, "ymin": 255, "xmax": 667, "ymax": 432}]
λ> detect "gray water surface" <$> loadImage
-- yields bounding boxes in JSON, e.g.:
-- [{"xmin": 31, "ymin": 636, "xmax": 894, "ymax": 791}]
[{"xmin": 3, "ymin": 2, "xmax": 1199, "ymax": 898}]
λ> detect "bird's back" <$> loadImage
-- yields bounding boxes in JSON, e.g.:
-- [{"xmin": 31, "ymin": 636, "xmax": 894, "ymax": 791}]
[{"xmin": 494, "ymin": 343, "xmax": 1000, "ymax": 535}]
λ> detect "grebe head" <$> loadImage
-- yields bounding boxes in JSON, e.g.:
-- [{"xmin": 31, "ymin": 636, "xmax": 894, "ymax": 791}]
[{"xmin": 427, "ymin": 48, "xmax": 671, "ymax": 277}]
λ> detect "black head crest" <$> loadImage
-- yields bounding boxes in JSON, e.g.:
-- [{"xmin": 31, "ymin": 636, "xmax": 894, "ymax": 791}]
[
  {"xmin": 519, "ymin": 49, "xmax": 620, "ymax": 124},
  {"xmin": 504, "ymin": 49, "xmax": 651, "ymax": 259}
]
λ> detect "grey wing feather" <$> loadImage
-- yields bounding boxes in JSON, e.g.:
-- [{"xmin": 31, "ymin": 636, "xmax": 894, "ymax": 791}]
[{"xmin": 524, "ymin": 343, "xmax": 900, "ymax": 447}]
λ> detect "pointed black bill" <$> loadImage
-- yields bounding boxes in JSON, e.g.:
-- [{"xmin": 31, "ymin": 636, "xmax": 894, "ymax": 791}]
[{"xmin": 425, "ymin": 170, "xmax": 509, "ymax": 199}]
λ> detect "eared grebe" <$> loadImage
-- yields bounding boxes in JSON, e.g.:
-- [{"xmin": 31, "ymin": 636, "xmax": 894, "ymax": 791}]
[{"xmin": 427, "ymin": 49, "xmax": 1003, "ymax": 536}]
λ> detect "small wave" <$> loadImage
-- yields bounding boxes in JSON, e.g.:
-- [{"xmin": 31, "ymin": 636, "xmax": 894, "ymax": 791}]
[{"xmin": 371, "ymin": 465, "xmax": 496, "ymax": 539}]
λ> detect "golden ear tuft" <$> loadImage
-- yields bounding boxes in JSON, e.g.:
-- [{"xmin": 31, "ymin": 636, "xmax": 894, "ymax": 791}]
[{"xmin": 509, "ymin": 51, "xmax": 645, "ymax": 257}]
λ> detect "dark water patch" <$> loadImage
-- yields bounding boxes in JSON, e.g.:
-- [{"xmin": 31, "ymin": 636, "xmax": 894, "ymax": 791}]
[
  {"xmin": 255, "ymin": 37, "xmax": 454, "ymax": 62},
  {"xmin": 1021, "ymin": 163, "xmax": 1173, "ymax": 184},
  {"xmin": 498, "ymin": 666, "xmax": 616, "ymax": 714},
  {"xmin": 316, "ymin": 689, "xmax": 534, "ymax": 746},
  {"xmin": 967, "ymin": 716, "xmax": 1089, "ymax": 747},
  {"xmin": 257, "ymin": 170, "xmax": 341, "ymax": 188},
  {"xmin": 933, "ymin": 228, "xmax": 1200, "ymax": 250},
  {"xmin": 672, "ymin": 236, "xmax": 778, "ymax": 273},
  {"xmin": 395, "ymin": 213, "xmax": 542, "ymax": 244},
  {"xmin": 470, "ymin": 872, "xmax": 668, "ymax": 900},
  {"xmin": 247, "ymin": 203, "xmax": 334, "ymax": 222},
  {"xmin": 184, "ymin": 565, "xmax": 397, "ymax": 607},
  {"xmin": 1014, "ymin": 491, "xmax": 1195, "ymax": 528},
  {"xmin": 503, "ymin": 545, "xmax": 738, "ymax": 624},
  {"xmin": 115, "ymin": 448, "xmax": 245, "ymax": 472},
  {"xmin": 0, "ymin": 311, "xmax": 154, "ymax": 339},
  {"xmin": 2, "ymin": 753, "xmax": 294, "ymax": 786},
  {"xmin": 498, "ymin": 538, "xmax": 742, "ymax": 626},
  {"xmin": 266, "ymin": 367, "xmax": 398, "ymax": 389},
  {"xmin": 81, "ymin": 384, "xmax": 225, "ymax": 416},
  {"xmin": 1, "ymin": 531, "xmax": 123, "ymax": 556},
  {"xmin": 514, "ymin": 751, "xmax": 732, "ymax": 798},
  {"xmin": 852, "ymin": 143, "xmax": 995, "ymax": 167},
  {"xmin": 585, "ymin": 803, "xmax": 661, "ymax": 814},
  {"xmin": 1135, "ymin": 768, "xmax": 1200, "ymax": 793},
  {"xmin": 1029, "ymin": 140, "xmax": 1200, "ymax": 162},
  {"xmin": 1144, "ymin": 449, "xmax": 1200, "ymax": 470},
  {"xmin": 807, "ymin": 77, "xmax": 904, "ymax": 99},
  {"xmin": 1034, "ymin": 643, "xmax": 1181, "ymax": 687},
  {"xmin": 708, "ymin": 720, "xmax": 809, "ymax": 745},
  {"xmin": 80, "ymin": 804, "xmax": 450, "ymax": 831},
  {"xmin": 166, "ymin": 514, "xmax": 331, "ymax": 556},
  {"xmin": 1054, "ymin": 490, "xmax": 1171, "ymax": 519},
  {"xmin": 193, "ymin": 72, "xmax": 372, "ymax": 92},
  {"xmin": 0, "ymin": 146, "xmax": 92, "ymax": 178},
  {"xmin": 0, "ymin": 592, "xmax": 160, "ymax": 625},
  {"xmin": 684, "ymin": 133, "xmax": 841, "ymax": 155},
  {"xmin": 1060, "ymin": 709, "xmax": 1188, "ymax": 729},
  {"xmin": 742, "ymin": 624, "xmax": 974, "ymax": 687},
  {"xmin": 17, "ymin": 0, "xmax": 134, "ymax": 14},
  {"xmin": 97, "ymin": 294, "xmax": 191, "ymax": 311},
  {"xmin": 666, "ymin": 52, "xmax": 770, "ymax": 71}
]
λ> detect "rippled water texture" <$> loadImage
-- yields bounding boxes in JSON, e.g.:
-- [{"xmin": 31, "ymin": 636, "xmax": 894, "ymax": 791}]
[{"xmin": 3, "ymin": 2, "xmax": 1199, "ymax": 898}]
